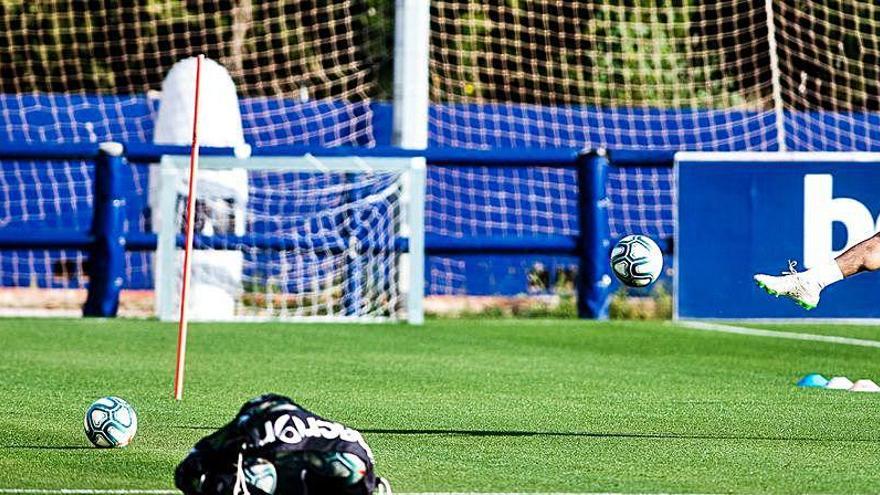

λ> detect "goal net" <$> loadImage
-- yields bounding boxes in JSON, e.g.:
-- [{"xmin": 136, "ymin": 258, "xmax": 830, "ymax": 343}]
[
  {"xmin": 774, "ymin": 0, "xmax": 880, "ymax": 152},
  {"xmin": 0, "ymin": 0, "xmax": 389, "ymax": 146},
  {"xmin": 430, "ymin": 0, "xmax": 780, "ymax": 151},
  {"xmin": 425, "ymin": 0, "xmax": 880, "ymax": 296},
  {"xmin": 430, "ymin": 0, "xmax": 880, "ymax": 152},
  {"xmin": 4, "ymin": 0, "xmax": 880, "ymax": 306},
  {"xmin": 154, "ymin": 154, "xmax": 425, "ymax": 323},
  {"xmin": 0, "ymin": 0, "xmax": 389, "ymax": 312},
  {"xmin": 0, "ymin": 158, "xmax": 93, "ymax": 316}
]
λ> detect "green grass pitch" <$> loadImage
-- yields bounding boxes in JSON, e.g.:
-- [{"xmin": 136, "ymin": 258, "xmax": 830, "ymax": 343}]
[{"xmin": 1, "ymin": 317, "xmax": 879, "ymax": 493}]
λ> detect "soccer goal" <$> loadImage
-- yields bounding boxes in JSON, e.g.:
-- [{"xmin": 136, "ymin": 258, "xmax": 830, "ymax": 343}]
[{"xmin": 153, "ymin": 152, "xmax": 425, "ymax": 324}]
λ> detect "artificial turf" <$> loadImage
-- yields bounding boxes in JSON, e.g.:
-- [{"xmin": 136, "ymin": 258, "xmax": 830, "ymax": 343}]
[{"xmin": 1, "ymin": 317, "xmax": 879, "ymax": 493}]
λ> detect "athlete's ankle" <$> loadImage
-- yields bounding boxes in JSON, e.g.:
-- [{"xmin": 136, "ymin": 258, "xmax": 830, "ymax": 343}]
[{"xmin": 803, "ymin": 260, "xmax": 844, "ymax": 290}]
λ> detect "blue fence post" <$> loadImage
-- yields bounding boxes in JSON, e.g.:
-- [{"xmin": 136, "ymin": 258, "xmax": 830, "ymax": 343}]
[
  {"xmin": 576, "ymin": 149, "xmax": 612, "ymax": 319},
  {"xmin": 83, "ymin": 142, "xmax": 127, "ymax": 317}
]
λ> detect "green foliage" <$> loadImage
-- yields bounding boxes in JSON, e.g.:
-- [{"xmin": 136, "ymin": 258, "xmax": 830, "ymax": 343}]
[
  {"xmin": 433, "ymin": 0, "xmax": 749, "ymax": 107},
  {"xmin": 519, "ymin": 292, "xmax": 578, "ymax": 318},
  {"xmin": 0, "ymin": 0, "xmax": 393, "ymax": 97},
  {"xmin": 428, "ymin": 294, "xmax": 577, "ymax": 319},
  {"xmin": 585, "ymin": 1, "xmax": 740, "ymax": 106},
  {"xmin": 1, "ymin": 0, "xmax": 877, "ymax": 110},
  {"xmin": 609, "ymin": 284, "xmax": 673, "ymax": 320}
]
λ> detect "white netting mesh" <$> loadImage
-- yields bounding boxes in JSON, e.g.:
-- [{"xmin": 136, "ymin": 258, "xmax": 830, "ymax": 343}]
[
  {"xmin": 606, "ymin": 166, "xmax": 676, "ymax": 240},
  {"xmin": 0, "ymin": 159, "xmax": 92, "ymax": 312},
  {"xmin": 0, "ymin": 158, "xmax": 156, "ymax": 313},
  {"xmin": 775, "ymin": 0, "xmax": 880, "ymax": 151},
  {"xmin": 430, "ymin": 0, "xmax": 880, "ymax": 152},
  {"xmin": 0, "ymin": 249, "xmax": 87, "ymax": 289},
  {"xmin": 425, "ymin": 166, "xmax": 578, "ymax": 238},
  {"xmin": 6, "ymin": 0, "xmax": 880, "ymax": 303},
  {"xmin": 0, "ymin": 0, "xmax": 389, "ymax": 146},
  {"xmin": 0, "ymin": 159, "xmax": 93, "ymax": 229},
  {"xmin": 428, "ymin": 256, "xmax": 467, "ymax": 296},
  {"xmin": 161, "ymin": 167, "xmax": 408, "ymax": 320},
  {"xmin": 429, "ymin": 0, "xmax": 778, "ymax": 151},
  {"xmin": 126, "ymin": 164, "xmax": 153, "ymax": 291},
  {"xmin": 423, "ymin": 0, "xmax": 774, "ymax": 296},
  {"xmin": 0, "ymin": 0, "xmax": 390, "ymax": 311},
  {"xmin": 0, "ymin": 159, "xmax": 91, "ymax": 286}
]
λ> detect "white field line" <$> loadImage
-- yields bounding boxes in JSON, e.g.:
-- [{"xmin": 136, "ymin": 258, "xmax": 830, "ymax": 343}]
[
  {"xmin": 0, "ymin": 492, "xmax": 178, "ymax": 495},
  {"xmin": 0, "ymin": 491, "xmax": 715, "ymax": 495},
  {"xmin": 676, "ymin": 320, "xmax": 880, "ymax": 348}
]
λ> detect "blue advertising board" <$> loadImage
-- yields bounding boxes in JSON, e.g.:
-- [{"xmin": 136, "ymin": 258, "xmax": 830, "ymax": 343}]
[{"xmin": 676, "ymin": 152, "xmax": 880, "ymax": 319}]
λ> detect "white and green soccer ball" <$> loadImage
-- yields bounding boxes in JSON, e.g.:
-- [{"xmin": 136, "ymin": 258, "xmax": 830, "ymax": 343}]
[
  {"xmin": 305, "ymin": 451, "xmax": 367, "ymax": 486},
  {"xmin": 610, "ymin": 234, "xmax": 664, "ymax": 288},
  {"xmin": 243, "ymin": 458, "xmax": 278, "ymax": 494},
  {"xmin": 83, "ymin": 396, "xmax": 138, "ymax": 448}
]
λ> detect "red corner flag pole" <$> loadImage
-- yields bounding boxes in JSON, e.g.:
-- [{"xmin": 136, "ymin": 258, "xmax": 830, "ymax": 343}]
[{"xmin": 174, "ymin": 54, "xmax": 204, "ymax": 401}]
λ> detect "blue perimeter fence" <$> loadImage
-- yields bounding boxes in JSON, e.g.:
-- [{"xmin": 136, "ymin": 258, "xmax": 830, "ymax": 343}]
[{"xmin": 0, "ymin": 142, "xmax": 675, "ymax": 319}]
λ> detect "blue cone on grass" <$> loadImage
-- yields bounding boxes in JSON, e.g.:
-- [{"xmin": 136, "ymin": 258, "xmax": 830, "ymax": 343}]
[{"xmin": 797, "ymin": 373, "xmax": 829, "ymax": 388}]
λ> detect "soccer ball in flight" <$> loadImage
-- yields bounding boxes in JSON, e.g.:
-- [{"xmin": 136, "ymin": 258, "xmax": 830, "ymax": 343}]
[{"xmin": 610, "ymin": 234, "xmax": 663, "ymax": 287}]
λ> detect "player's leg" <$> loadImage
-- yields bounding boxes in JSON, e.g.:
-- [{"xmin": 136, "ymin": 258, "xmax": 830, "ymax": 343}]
[
  {"xmin": 835, "ymin": 231, "xmax": 880, "ymax": 277},
  {"xmin": 754, "ymin": 232, "xmax": 880, "ymax": 309}
]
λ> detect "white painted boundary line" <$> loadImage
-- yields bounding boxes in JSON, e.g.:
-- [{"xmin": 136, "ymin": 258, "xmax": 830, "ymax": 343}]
[
  {"xmin": 676, "ymin": 320, "xmax": 880, "ymax": 348},
  {"xmin": 0, "ymin": 491, "xmax": 711, "ymax": 495},
  {"xmin": 0, "ymin": 491, "xmax": 178, "ymax": 495}
]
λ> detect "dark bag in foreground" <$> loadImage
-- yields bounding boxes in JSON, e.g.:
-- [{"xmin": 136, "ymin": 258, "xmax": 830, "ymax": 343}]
[{"xmin": 175, "ymin": 394, "xmax": 391, "ymax": 495}]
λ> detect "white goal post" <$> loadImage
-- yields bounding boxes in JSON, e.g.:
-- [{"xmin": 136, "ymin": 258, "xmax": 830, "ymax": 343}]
[{"xmin": 155, "ymin": 153, "xmax": 426, "ymax": 324}]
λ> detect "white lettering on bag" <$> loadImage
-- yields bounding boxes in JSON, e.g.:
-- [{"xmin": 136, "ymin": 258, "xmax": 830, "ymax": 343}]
[{"xmin": 256, "ymin": 414, "xmax": 374, "ymax": 460}]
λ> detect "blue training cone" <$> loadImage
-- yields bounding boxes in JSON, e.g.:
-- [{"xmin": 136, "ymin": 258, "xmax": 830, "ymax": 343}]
[{"xmin": 797, "ymin": 373, "xmax": 829, "ymax": 388}]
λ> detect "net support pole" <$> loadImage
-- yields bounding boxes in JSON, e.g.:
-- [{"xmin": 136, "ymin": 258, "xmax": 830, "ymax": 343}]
[
  {"xmin": 393, "ymin": 0, "xmax": 429, "ymax": 324},
  {"xmin": 83, "ymin": 142, "xmax": 127, "ymax": 317},
  {"xmin": 576, "ymin": 150, "xmax": 612, "ymax": 319},
  {"xmin": 764, "ymin": 0, "xmax": 787, "ymax": 151},
  {"xmin": 393, "ymin": 0, "xmax": 429, "ymax": 149}
]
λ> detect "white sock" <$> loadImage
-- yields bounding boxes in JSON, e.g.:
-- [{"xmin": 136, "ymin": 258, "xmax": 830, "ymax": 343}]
[{"xmin": 803, "ymin": 260, "xmax": 844, "ymax": 290}]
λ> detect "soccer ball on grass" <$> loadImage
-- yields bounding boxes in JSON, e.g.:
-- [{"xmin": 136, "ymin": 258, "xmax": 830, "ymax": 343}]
[
  {"xmin": 610, "ymin": 234, "xmax": 663, "ymax": 288},
  {"xmin": 83, "ymin": 396, "xmax": 138, "ymax": 448}
]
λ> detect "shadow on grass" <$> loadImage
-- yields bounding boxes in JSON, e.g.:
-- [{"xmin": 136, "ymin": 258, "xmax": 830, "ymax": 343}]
[
  {"xmin": 4, "ymin": 445, "xmax": 93, "ymax": 450},
  {"xmin": 360, "ymin": 428, "xmax": 880, "ymax": 444},
  {"xmin": 173, "ymin": 425, "xmax": 880, "ymax": 444}
]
